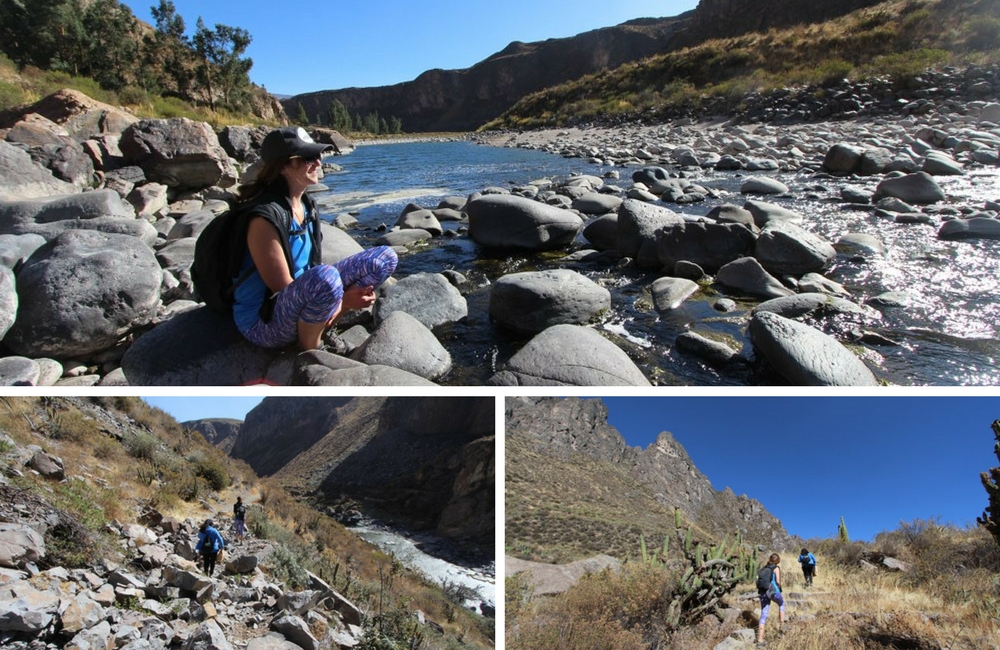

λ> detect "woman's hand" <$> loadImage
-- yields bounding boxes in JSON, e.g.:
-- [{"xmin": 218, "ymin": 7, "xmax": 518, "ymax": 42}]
[{"xmin": 342, "ymin": 284, "xmax": 376, "ymax": 312}]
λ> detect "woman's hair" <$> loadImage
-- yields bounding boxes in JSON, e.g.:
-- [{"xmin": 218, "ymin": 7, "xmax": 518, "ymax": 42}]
[
  {"xmin": 236, "ymin": 157, "xmax": 291, "ymax": 203},
  {"xmin": 769, "ymin": 553, "xmax": 781, "ymax": 565},
  {"xmin": 801, "ymin": 548, "xmax": 809, "ymax": 555}
]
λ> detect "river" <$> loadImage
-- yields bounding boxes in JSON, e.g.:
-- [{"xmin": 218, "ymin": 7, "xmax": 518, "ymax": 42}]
[{"xmin": 310, "ymin": 139, "xmax": 1000, "ymax": 386}]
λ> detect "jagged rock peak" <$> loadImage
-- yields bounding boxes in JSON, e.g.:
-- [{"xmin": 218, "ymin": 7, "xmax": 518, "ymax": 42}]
[{"xmin": 505, "ymin": 396, "xmax": 631, "ymax": 463}]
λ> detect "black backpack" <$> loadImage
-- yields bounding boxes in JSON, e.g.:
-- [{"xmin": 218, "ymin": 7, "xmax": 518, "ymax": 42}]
[
  {"xmin": 190, "ymin": 192, "xmax": 322, "ymax": 312},
  {"xmin": 190, "ymin": 202, "xmax": 256, "ymax": 312},
  {"xmin": 234, "ymin": 502, "xmax": 246, "ymax": 519},
  {"xmin": 756, "ymin": 565, "xmax": 775, "ymax": 593}
]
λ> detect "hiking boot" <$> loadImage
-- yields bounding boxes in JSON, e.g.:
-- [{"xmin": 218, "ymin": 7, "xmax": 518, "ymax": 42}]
[{"xmin": 756, "ymin": 642, "xmax": 766, "ymax": 648}]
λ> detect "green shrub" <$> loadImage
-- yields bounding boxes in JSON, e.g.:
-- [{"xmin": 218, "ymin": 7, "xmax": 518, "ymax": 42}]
[
  {"xmin": 125, "ymin": 431, "xmax": 158, "ymax": 461},
  {"xmin": 265, "ymin": 544, "xmax": 308, "ymax": 589},
  {"xmin": 193, "ymin": 456, "xmax": 230, "ymax": 491},
  {"xmin": 0, "ymin": 81, "xmax": 29, "ymax": 111}
]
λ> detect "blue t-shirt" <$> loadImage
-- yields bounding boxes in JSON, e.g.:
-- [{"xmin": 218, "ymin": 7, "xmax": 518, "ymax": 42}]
[{"xmin": 233, "ymin": 216, "xmax": 314, "ymax": 331}]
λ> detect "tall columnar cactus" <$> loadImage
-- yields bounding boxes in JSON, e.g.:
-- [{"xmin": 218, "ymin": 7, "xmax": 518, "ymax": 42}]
[
  {"xmin": 675, "ymin": 507, "xmax": 683, "ymax": 529},
  {"xmin": 977, "ymin": 420, "xmax": 1000, "ymax": 548},
  {"xmin": 838, "ymin": 516, "xmax": 850, "ymax": 543}
]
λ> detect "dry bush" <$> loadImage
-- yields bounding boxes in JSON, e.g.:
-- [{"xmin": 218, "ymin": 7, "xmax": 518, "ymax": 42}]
[{"xmin": 507, "ymin": 565, "xmax": 670, "ymax": 650}]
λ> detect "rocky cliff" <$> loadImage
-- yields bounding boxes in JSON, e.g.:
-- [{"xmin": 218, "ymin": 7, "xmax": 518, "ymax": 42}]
[
  {"xmin": 283, "ymin": 16, "xmax": 692, "ymax": 132},
  {"xmin": 506, "ymin": 396, "xmax": 790, "ymax": 553},
  {"xmin": 282, "ymin": 0, "xmax": 887, "ymax": 133},
  {"xmin": 685, "ymin": 0, "xmax": 884, "ymax": 42},
  {"xmin": 182, "ymin": 418, "xmax": 242, "ymax": 454},
  {"xmin": 230, "ymin": 397, "xmax": 495, "ymax": 541}
]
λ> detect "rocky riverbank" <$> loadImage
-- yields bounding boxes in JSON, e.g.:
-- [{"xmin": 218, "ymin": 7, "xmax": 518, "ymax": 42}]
[{"xmin": 1, "ymin": 77, "xmax": 998, "ymax": 386}]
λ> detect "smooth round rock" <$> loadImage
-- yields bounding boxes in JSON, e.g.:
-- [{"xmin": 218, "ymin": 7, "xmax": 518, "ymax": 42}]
[
  {"xmin": 650, "ymin": 277, "xmax": 699, "ymax": 312},
  {"xmin": 752, "ymin": 293, "xmax": 872, "ymax": 320},
  {"xmin": 748, "ymin": 311, "xmax": 879, "ymax": 386},
  {"xmin": 874, "ymin": 172, "xmax": 945, "ymax": 205},
  {"xmin": 0, "ymin": 356, "xmax": 40, "ymax": 386},
  {"xmin": 467, "ymin": 194, "xmax": 583, "ymax": 251},
  {"xmin": 616, "ymin": 198, "xmax": 685, "ymax": 267},
  {"xmin": 352, "ymin": 310, "xmax": 452, "ymax": 380},
  {"xmin": 490, "ymin": 269, "xmax": 610, "ymax": 335},
  {"xmin": 656, "ymin": 221, "xmax": 757, "ymax": 273},
  {"xmin": 716, "ymin": 257, "xmax": 794, "ymax": 299},
  {"xmin": 938, "ymin": 217, "xmax": 1000, "ymax": 240},
  {"xmin": 740, "ymin": 176, "xmax": 789, "ymax": 194},
  {"xmin": 489, "ymin": 324, "xmax": 650, "ymax": 386},
  {"xmin": 373, "ymin": 272, "xmax": 468, "ymax": 330},
  {"xmin": 754, "ymin": 221, "xmax": 836, "ymax": 276}
]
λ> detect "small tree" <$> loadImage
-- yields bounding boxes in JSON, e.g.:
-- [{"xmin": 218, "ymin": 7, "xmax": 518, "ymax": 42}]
[
  {"xmin": 977, "ymin": 420, "xmax": 1000, "ymax": 548},
  {"xmin": 838, "ymin": 516, "xmax": 850, "ymax": 543}
]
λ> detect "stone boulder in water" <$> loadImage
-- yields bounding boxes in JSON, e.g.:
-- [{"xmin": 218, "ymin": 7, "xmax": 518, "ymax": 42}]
[
  {"xmin": 748, "ymin": 311, "xmax": 878, "ymax": 386},
  {"xmin": 716, "ymin": 257, "xmax": 793, "ymax": 299},
  {"xmin": 873, "ymin": 171, "xmax": 945, "ymax": 205},
  {"xmin": 754, "ymin": 220, "xmax": 836, "ymax": 276},
  {"xmin": 351, "ymin": 310, "xmax": 452, "ymax": 380},
  {"xmin": 466, "ymin": 194, "xmax": 583, "ymax": 251},
  {"xmin": 656, "ymin": 221, "xmax": 757, "ymax": 273},
  {"xmin": 489, "ymin": 269, "xmax": 610, "ymax": 335},
  {"xmin": 489, "ymin": 324, "xmax": 650, "ymax": 386},
  {"xmin": 373, "ymin": 273, "xmax": 468, "ymax": 330},
  {"xmin": 616, "ymin": 198, "xmax": 685, "ymax": 267},
  {"xmin": 937, "ymin": 217, "xmax": 1000, "ymax": 240}
]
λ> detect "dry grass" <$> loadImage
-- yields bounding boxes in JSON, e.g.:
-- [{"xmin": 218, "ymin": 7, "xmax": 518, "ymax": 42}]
[{"xmin": 507, "ymin": 526, "xmax": 1000, "ymax": 649}]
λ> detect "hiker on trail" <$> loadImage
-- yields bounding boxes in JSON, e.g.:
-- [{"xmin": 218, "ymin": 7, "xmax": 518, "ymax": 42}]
[
  {"xmin": 232, "ymin": 127, "xmax": 398, "ymax": 350},
  {"xmin": 195, "ymin": 519, "xmax": 225, "ymax": 577},
  {"xmin": 798, "ymin": 547, "xmax": 817, "ymax": 587},
  {"xmin": 233, "ymin": 496, "xmax": 247, "ymax": 543},
  {"xmin": 756, "ymin": 553, "xmax": 786, "ymax": 647}
]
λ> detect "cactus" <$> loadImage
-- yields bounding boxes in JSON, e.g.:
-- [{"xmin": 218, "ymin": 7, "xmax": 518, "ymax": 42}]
[
  {"xmin": 838, "ymin": 516, "xmax": 850, "ymax": 543},
  {"xmin": 978, "ymin": 420, "xmax": 1000, "ymax": 549},
  {"xmin": 638, "ymin": 534, "xmax": 671, "ymax": 567},
  {"xmin": 675, "ymin": 507, "xmax": 683, "ymax": 529},
  {"xmin": 661, "ymin": 526, "xmax": 753, "ymax": 631}
]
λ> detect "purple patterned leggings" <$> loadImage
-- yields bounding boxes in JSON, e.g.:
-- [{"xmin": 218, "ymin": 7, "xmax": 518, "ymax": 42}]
[
  {"xmin": 759, "ymin": 591, "xmax": 785, "ymax": 626},
  {"xmin": 239, "ymin": 246, "xmax": 398, "ymax": 348}
]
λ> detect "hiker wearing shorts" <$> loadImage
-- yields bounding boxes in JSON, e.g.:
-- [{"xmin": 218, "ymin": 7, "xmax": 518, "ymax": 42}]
[
  {"xmin": 798, "ymin": 547, "xmax": 817, "ymax": 587},
  {"xmin": 757, "ymin": 553, "xmax": 786, "ymax": 647},
  {"xmin": 232, "ymin": 127, "xmax": 397, "ymax": 350}
]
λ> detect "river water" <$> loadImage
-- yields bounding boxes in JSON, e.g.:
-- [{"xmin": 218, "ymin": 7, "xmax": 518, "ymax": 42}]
[
  {"xmin": 312, "ymin": 140, "xmax": 1000, "ymax": 386},
  {"xmin": 353, "ymin": 522, "xmax": 495, "ymax": 613}
]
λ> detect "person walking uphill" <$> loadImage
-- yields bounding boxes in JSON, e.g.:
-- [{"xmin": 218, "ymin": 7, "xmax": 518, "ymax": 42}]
[
  {"xmin": 798, "ymin": 547, "xmax": 817, "ymax": 587},
  {"xmin": 195, "ymin": 519, "xmax": 225, "ymax": 577},
  {"xmin": 756, "ymin": 553, "xmax": 786, "ymax": 647},
  {"xmin": 233, "ymin": 496, "xmax": 247, "ymax": 543},
  {"xmin": 232, "ymin": 127, "xmax": 398, "ymax": 350}
]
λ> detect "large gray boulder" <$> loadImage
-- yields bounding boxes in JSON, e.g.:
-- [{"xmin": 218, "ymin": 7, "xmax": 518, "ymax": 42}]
[
  {"xmin": 572, "ymin": 192, "xmax": 622, "ymax": 215},
  {"xmin": 752, "ymin": 293, "xmax": 873, "ymax": 321},
  {"xmin": 0, "ymin": 583, "xmax": 60, "ymax": 633},
  {"xmin": 0, "ymin": 356, "xmax": 40, "ymax": 386},
  {"xmin": 754, "ymin": 220, "xmax": 836, "ymax": 276},
  {"xmin": 822, "ymin": 143, "xmax": 865, "ymax": 174},
  {"xmin": 749, "ymin": 311, "xmax": 879, "ymax": 386},
  {"xmin": 120, "ymin": 306, "xmax": 283, "ymax": 386},
  {"xmin": 467, "ymin": 194, "xmax": 583, "ymax": 250},
  {"xmin": 0, "ymin": 523, "xmax": 45, "ymax": 568},
  {"xmin": 0, "ymin": 141, "xmax": 76, "ymax": 201},
  {"xmin": 938, "ymin": 217, "xmax": 1000, "ymax": 240},
  {"xmin": 656, "ymin": 221, "xmax": 757, "ymax": 273},
  {"xmin": 716, "ymin": 257, "xmax": 794, "ymax": 299},
  {"xmin": 120, "ymin": 118, "xmax": 237, "ymax": 191},
  {"xmin": 5, "ymin": 230, "xmax": 162, "ymax": 358},
  {"xmin": 0, "ymin": 189, "xmax": 158, "ymax": 245},
  {"xmin": 490, "ymin": 269, "xmax": 610, "ymax": 335},
  {"xmin": 351, "ymin": 310, "xmax": 451, "ymax": 380},
  {"xmin": 373, "ymin": 273, "xmax": 467, "ymax": 330},
  {"xmin": 489, "ymin": 324, "xmax": 650, "ymax": 386},
  {"xmin": 581, "ymin": 213, "xmax": 619, "ymax": 250},
  {"xmin": 616, "ymin": 199, "xmax": 684, "ymax": 267},
  {"xmin": 874, "ymin": 171, "xmax": 945, "ymax": 204}
]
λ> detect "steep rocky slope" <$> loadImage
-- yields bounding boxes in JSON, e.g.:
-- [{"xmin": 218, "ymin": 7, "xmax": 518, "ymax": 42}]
[
  {"xmin": 229, "ymin": 397, "xmax": 495, "ymax": 542},
  {"xmin": 182, "ymin": 418, "xmax": 242, "ymax": 454},
  {"xmin": 506, "ymin": 396, "xmax": 789, "ymax": 562},
  {"xmin": 284, "ymin": 16, "xmax": 693, "ymax": 132}
]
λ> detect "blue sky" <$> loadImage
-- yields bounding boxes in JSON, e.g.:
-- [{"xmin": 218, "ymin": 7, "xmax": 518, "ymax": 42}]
[
  {"xmin": 601, "ymin": 396, "xmax": 999, "ymax": 542},
  {"xmin": 118, "ymin": 0, "xmax": 698, "ymax": 96},
  {"xmin": 143, "ymin": 396, "xmax": 264, "ymax": 422}
]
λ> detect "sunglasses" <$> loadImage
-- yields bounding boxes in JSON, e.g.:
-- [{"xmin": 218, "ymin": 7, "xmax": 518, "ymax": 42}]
[{"xmin": 295, "ymin": 155, "xmax": 322, "ymax": 164}]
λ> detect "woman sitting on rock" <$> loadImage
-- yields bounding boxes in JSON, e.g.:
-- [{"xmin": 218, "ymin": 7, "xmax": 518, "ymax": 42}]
[{"xmin": 232, "ymin": 127, "xmax": 397, "ymax": 350}]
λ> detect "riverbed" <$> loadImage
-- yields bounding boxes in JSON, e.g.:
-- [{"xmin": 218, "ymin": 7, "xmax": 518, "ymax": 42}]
[{"xmin": 311, "ymin": 130, "xmax": 1000, "ymax": 386}]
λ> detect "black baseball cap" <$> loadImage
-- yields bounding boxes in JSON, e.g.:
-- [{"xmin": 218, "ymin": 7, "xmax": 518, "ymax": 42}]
[{"xmin": 260, "ymin": 127, "xmax": 334, "ymax": 162}]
